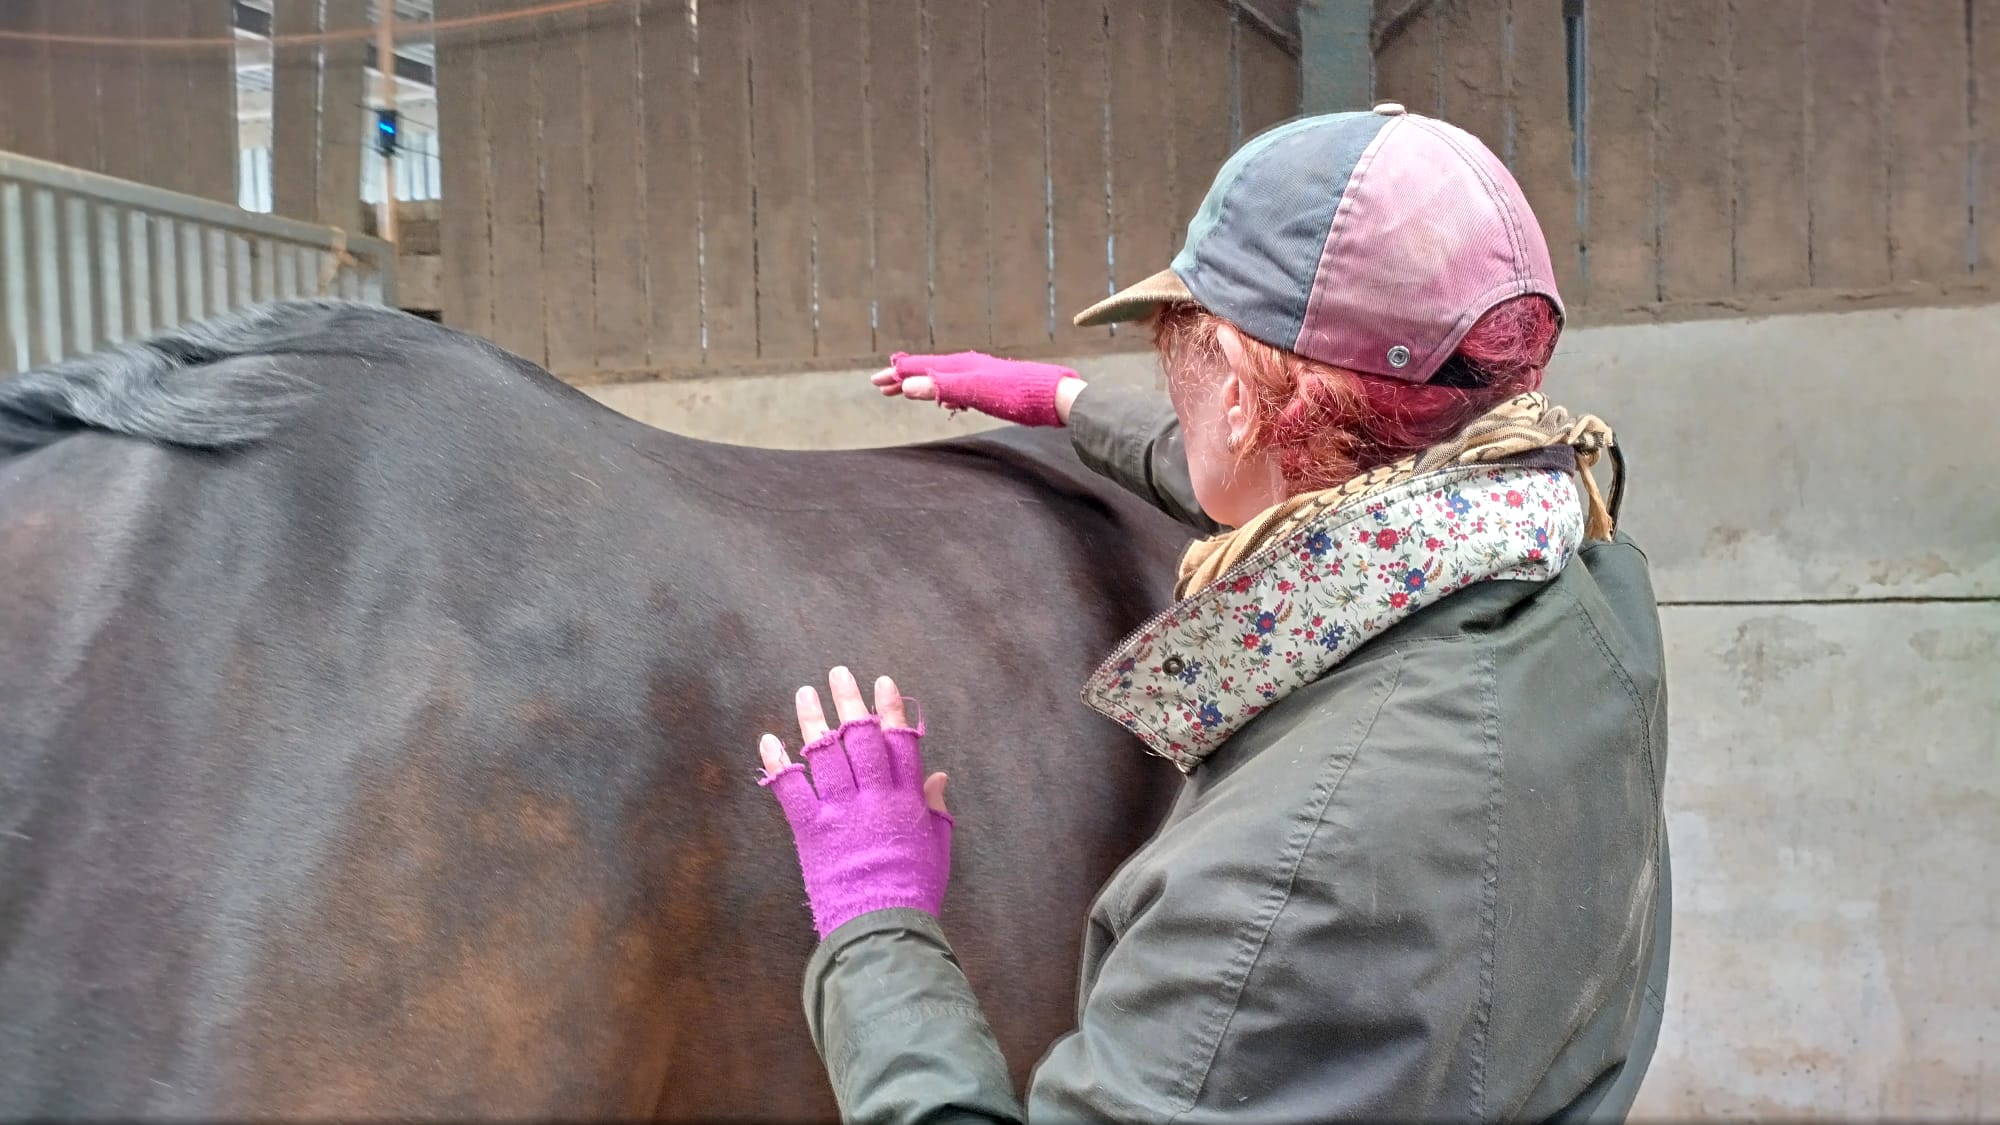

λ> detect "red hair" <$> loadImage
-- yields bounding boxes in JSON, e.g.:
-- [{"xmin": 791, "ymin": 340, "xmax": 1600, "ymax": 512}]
[{"xmin": 1153, "ymin": 296, "xmax": 1560, "ymax": 492}]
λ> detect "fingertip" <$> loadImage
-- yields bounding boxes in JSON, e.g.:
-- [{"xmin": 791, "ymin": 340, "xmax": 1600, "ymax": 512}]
[
  {"xmin": 758, "ymin": 733, "xmax": 789, "ymax": 774},
  {"xmin": 875, "ymin": 675, "xmax": 908, "ymax": 729},
  {"xmin": 923, "ymin": 771, "xmax": 950, "ymax": 815}
]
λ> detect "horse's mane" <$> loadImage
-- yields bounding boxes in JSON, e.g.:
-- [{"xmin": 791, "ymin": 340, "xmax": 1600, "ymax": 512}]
[{"xmin": 0, "ymin": 299, "xmax": 430, "ymax": 457}]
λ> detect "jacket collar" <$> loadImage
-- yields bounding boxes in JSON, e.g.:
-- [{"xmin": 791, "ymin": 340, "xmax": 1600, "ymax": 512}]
[{"xmin": 1082, "ymin": 463, "xmax": 1587, "ymax": 771}]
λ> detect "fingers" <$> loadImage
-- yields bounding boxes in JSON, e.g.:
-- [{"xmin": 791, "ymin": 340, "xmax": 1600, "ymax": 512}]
[
  {"xmin": 827, "ymin": 666, "xmax": 869, "ymax": 725},
  {"xmin": 875, "ymin": 676, "xmax": 909, "ymax": 730},
  {"xmin": 843, "ymin": 719, "xmax": 894, "ymax": 789},
  {"xmin": 795, "ymin": 685, "xmax": 830, "ymax": 744},
  {"xmin": 872, "ymin": 366, "xmax": 903, "ymax": 396},
  {"xmin": 757, "ymin": 733, "xmax": 818, "ymax": 821},
  {"xmin": 759, "ymin": 732, "xmax": 793, "ymax": 776},
  {"xmin": 899, "ymin": 375, "xmax": 938, "ymax": 401},
  {"xmin": 923, "ymin": 772, "xmax": 950, "ymax": 816}
]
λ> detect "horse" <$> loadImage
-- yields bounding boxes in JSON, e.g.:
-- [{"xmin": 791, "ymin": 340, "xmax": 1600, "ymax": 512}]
[{"xmin": 0, "ymin": 300, "xmax": 1189, "ymax": 1118}]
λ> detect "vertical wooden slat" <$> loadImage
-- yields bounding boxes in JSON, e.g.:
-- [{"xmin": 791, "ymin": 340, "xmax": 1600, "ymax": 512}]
[
  {"xmin": 317, "ymin": 0, "xmax": 370, "ymax": 228},
  {"xmin": 185, "ymin": 0, "xmax": 237, "ymax": 203},
  {"xmin": 46, "ymin": 2, "xmax": 101, "ymax": 174},
  {"xmin": 126, "ymin": 211, "xmax": 153, "ymax": 337},
  {"xmin": 255, "ymin": 237, "xmax": 278, "ymax": 302},
  {"xmin": 1108, "ymin": 0, "xmax": 1175, "ymax": 297},
  {"xmin": 1440, "ymin": 0, "xmax": 1507, "ymax": 159},
  {"xmin": 436, "ymin": 0, "xmax": 493, "ymax": 335},
  {"xmin": 869, "ymin": 0, "xmax": 930, "ymax": 350},
  {"xmin": 1169, "ymin": 0, "xmax": 1233, "ymax": 238},
  {"xmin": 1584, "ymin": 0, "xmax": 1658, "ymax": 307},
  {"xmin": 986, "ymin": 0, "xmax": 1052, "ymax": 348},
  {"xmin": 1511, "ymin": 0, "xmax": 1581, "ymax": 301},
  {"xmin": 747, "ymin": 0, "xmax": 816, "ymax": 361},
  {"xmin": 640, "ymin": 0, "xmax": 702, "ymax": 363},
  {"xmin": 539, "ymin": 6, "xmax": 597, "ymax": 373},
  {"xmin": 31, "ymin": 189, "xmax": 60, "ymax": 363},
  {"xmin": 1655, "ymin": 0, "xmax": 1731, "ymax": 301},
  {"xmin": 0, "ymin": 1, "xmax": 54, "ymax": 162},
  {"xmin": 1805, "ymin": 0, "xmax": 1890, "ymax": 288},
  {"xmin": 928, "ymin": 0, "xmax": 990, "ymax": 345},
  {"xmin": 97, "ymin": 204, "xmax": 124, "ymax": 344},
  {"xmin": 810, "ymin": 0, "xmax": 875, "ymax": 358},
  {"xmin": 152, "ymin": 220, "xmax": 178, "ymax": 346},
  {"xmin": 271, "ymin": 0, "xmax": 320, "ymax": 219},
  {"xmin": 1885, "ymin": 0, "xmax": 1970, "ymax": 283},
  {"xmin": 1732, "ymin": 0, "xmax": 1809, "ymax": 293},
  {"xmin": 1373, "ymin": 2, "xmax": 1440, "ymax": 117},
  {"xmin": 62, "ymin": 195, "xmax": 93, "ymax": 354},
  {"xmin": 276, "ymin": 242, "xmax": 301, "ymax": 300},
  {"xmin": 697, "ymin": 0, "xmax": 758, "ymax": 362},
  {"xmin": 1980, "ymin": 0, "xmax": 2000, "ymax": 275},
  {"xmin": 1047, "ymin": 0, "xmax": 1112, "ymax": 343},
  {"xmin": 584, "ymin": 0, "xmax": 649, "ymax": 371},
  {"xmin": 97, "ymin": 0, "xmax": 147, "ymax": 183},
  {"xmin": 231, "ymin": 234, "xmax": 253, "ymax": 311},
  {"xmin": 1, "ymin": 184, "xmax": 26, "ymax": 374},
  {"xmin": 206, "ymin": 229, "xmax": 228, "ymax": 319},
  {"xmin": 1237, "ymin": 21, "xmax": 1299, "ymax": 140},
  {"xmin": 484, "ymin": 0, "xmax": 548, "ymax": 364},
  {"xmin": 180, "ymin": 223, "xmax": 205, "ymax": 320},
  {"xmin": 142, "ymin": 0, "xmax": 193, "ymax": 194}
]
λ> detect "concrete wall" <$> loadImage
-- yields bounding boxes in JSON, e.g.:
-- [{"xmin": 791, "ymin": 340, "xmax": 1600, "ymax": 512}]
[{"xmin": 588, "ymin": 303, "xmax": 1999, "ymax": 1119}]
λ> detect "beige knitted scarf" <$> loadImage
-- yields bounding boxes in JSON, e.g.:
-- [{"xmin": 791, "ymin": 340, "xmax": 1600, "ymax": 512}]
[{"xmin": 1175, "ymin": 393, "xmax": 1617, "ymax": 600}]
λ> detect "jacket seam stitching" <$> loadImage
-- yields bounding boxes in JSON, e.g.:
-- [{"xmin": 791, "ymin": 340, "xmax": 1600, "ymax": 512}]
[
  {"xmin": 1469, "ymin": 646, "xmax": 1502, "ymax": 1119},
  {"xmin": 827, "ymin": 1001, "xmax": 992, "ymax": 1089},
  {"xmin": 1169, "ymin": 654, "xmax": 1406, "ymax": 1118},
  {"xmin": 1551, "ymin": 582, "xmax": 1660, "ymax": 811}
]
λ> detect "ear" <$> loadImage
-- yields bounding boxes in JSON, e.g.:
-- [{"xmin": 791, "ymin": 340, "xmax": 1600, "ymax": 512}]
[{"xmin": 1215, "ymin": 323, "xmax": 1257, "ymax": 452}]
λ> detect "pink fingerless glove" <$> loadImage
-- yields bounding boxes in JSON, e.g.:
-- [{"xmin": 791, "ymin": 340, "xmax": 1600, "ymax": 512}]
[
  {"xmin": 760, "ymin": 717, "xmax": 954, "ymax": 940},
  {"xmin": 890, "ymin": 351, "xmax": 1075, "ymax": 427}
]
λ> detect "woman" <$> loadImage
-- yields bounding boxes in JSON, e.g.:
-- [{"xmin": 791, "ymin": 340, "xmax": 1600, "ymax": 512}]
[{"xmin": 757, "ymin": 106, "xmax": 1670, "ymax": 1122}]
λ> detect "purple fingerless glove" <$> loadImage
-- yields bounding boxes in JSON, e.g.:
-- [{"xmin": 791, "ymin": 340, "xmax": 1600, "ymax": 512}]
[
  {"xmin": 890, "ymin": 351, "xmax": 1074, "ymax": 427},
  {"xmin": 760, "ymin": 717, "xmax": 954, "ymax": 940}
]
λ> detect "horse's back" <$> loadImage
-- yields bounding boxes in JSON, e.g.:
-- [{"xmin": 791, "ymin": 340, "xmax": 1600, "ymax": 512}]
[{"xmin": 0, "ymin": 303, "xmax": 1185, "ymax": 1117}]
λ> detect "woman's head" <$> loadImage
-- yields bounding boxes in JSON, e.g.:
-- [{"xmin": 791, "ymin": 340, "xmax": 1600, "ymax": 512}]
[{"xmin": 1153, "ymin": 295, "xmax": 1559, "ymax": 526}]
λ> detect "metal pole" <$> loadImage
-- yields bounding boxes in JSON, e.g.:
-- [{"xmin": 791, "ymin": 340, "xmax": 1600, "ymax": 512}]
[
  {"xmin": 1297, "ymin": 0, "xmax": 1374, "ymax": 114},
  {"xmin": 376, "ymin": 0, "xmax": 398, "ymax": 244}
]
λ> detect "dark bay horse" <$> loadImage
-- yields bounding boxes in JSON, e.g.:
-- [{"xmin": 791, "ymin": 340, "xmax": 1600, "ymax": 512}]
[{"xmin": 0, "ymin": 301, "xmax": 1187, "ymax": 1118}]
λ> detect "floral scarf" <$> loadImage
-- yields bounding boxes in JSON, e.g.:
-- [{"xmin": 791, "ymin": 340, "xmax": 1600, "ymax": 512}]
[
  {"xmin": 1083, "ymin": 462, "xmax": 1587, "ymax": 771},
  {"xmin": 1174, "ymin": 393, "xmax": 1615, "ymax": 600}
]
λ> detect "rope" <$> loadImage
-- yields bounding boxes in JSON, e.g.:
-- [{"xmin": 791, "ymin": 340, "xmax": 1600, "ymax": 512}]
[{"xmin": 0, "ymin": 0, "xmax": 633, "ymax": 52}]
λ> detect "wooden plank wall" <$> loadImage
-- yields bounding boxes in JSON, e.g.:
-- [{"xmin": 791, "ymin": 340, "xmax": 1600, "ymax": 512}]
[
  {"xmin": 1375, "ymin": 0, "xmax": 2000, "ymax": 321},
  {"xmin": 272, "ymin": 0, "xmax": 371, "ymax": 228},
  {"xmin": 436, "ymin": 0, "xmax": 1302, "ymax": 380},
  {"xmin": 0, "ymin": 0, "xmax": 236, "ymax": 203}
]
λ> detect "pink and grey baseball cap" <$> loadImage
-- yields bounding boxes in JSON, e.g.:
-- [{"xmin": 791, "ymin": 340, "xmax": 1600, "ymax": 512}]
[{"xmin": 1073, "ymin": 103, "xmax": 1563, "ymax": 385}]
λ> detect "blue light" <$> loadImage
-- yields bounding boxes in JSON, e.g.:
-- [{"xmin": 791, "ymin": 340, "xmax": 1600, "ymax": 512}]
[{"xmin": 374, "ymin": 109, "xmax": 400, "ymax": 157}]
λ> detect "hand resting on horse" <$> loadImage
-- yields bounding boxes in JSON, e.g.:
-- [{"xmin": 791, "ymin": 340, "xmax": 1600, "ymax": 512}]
[
  {"xmin": 757, "ymin": 667, "xmax": 954, "ymax": 940},
  {"xmin": 871, "ymin": 351, "xmax": 1089, "ymax": 427}
]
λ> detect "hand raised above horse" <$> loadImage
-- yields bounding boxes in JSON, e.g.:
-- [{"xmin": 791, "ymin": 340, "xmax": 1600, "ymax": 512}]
[{"xmin": 871, "ymin": 351, "xmax": 1089, "ymax": 428}]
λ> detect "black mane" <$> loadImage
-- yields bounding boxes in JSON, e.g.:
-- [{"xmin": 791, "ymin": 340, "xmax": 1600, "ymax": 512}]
[{"xmin": 0, "ymin": 300, "xmax": 433, "ymax": 456}]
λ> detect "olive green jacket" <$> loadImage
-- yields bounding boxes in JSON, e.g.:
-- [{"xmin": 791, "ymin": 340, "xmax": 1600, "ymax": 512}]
[{"xmin": 803, "ymin": 386, "xmax": 1671, "ymax": 1123}]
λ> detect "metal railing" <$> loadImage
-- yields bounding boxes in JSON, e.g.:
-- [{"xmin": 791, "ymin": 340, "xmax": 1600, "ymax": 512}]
[{"xmin": 1, "ymin": 150, "xmax": 397, "ymax": 377}]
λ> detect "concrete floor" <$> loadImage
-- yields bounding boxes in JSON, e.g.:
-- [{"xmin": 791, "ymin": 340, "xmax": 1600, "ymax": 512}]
[{"xmin": 589, "ymin": 303, "xmax": 1999, "ymax": 1119}]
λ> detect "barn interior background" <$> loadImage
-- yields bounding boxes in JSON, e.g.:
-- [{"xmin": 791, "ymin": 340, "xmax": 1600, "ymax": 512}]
[{"xmin": 1, "ymin": 0, "xmax": 1994, "ymax": 1116}]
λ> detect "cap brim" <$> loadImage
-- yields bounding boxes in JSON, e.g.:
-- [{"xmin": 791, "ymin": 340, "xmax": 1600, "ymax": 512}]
[{"xmin": 1071, "ymin": 268, "xmax": 1196, "ymax": 327}]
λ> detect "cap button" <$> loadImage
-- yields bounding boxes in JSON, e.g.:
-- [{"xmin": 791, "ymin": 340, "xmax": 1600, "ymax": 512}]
[{"xmin": 1372, "ymin": 101, "xmax": 1407, "ymax": 117}]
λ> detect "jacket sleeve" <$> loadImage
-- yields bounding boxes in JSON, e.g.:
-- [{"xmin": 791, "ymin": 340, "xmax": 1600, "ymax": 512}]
[
  {"xmin": 1065, "ymin": 384, "xmax": 1223, "ymax": 535},
  {"xmin": 804, "ymin": 909, "xmax": 1024, "ymax": 1125}
]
